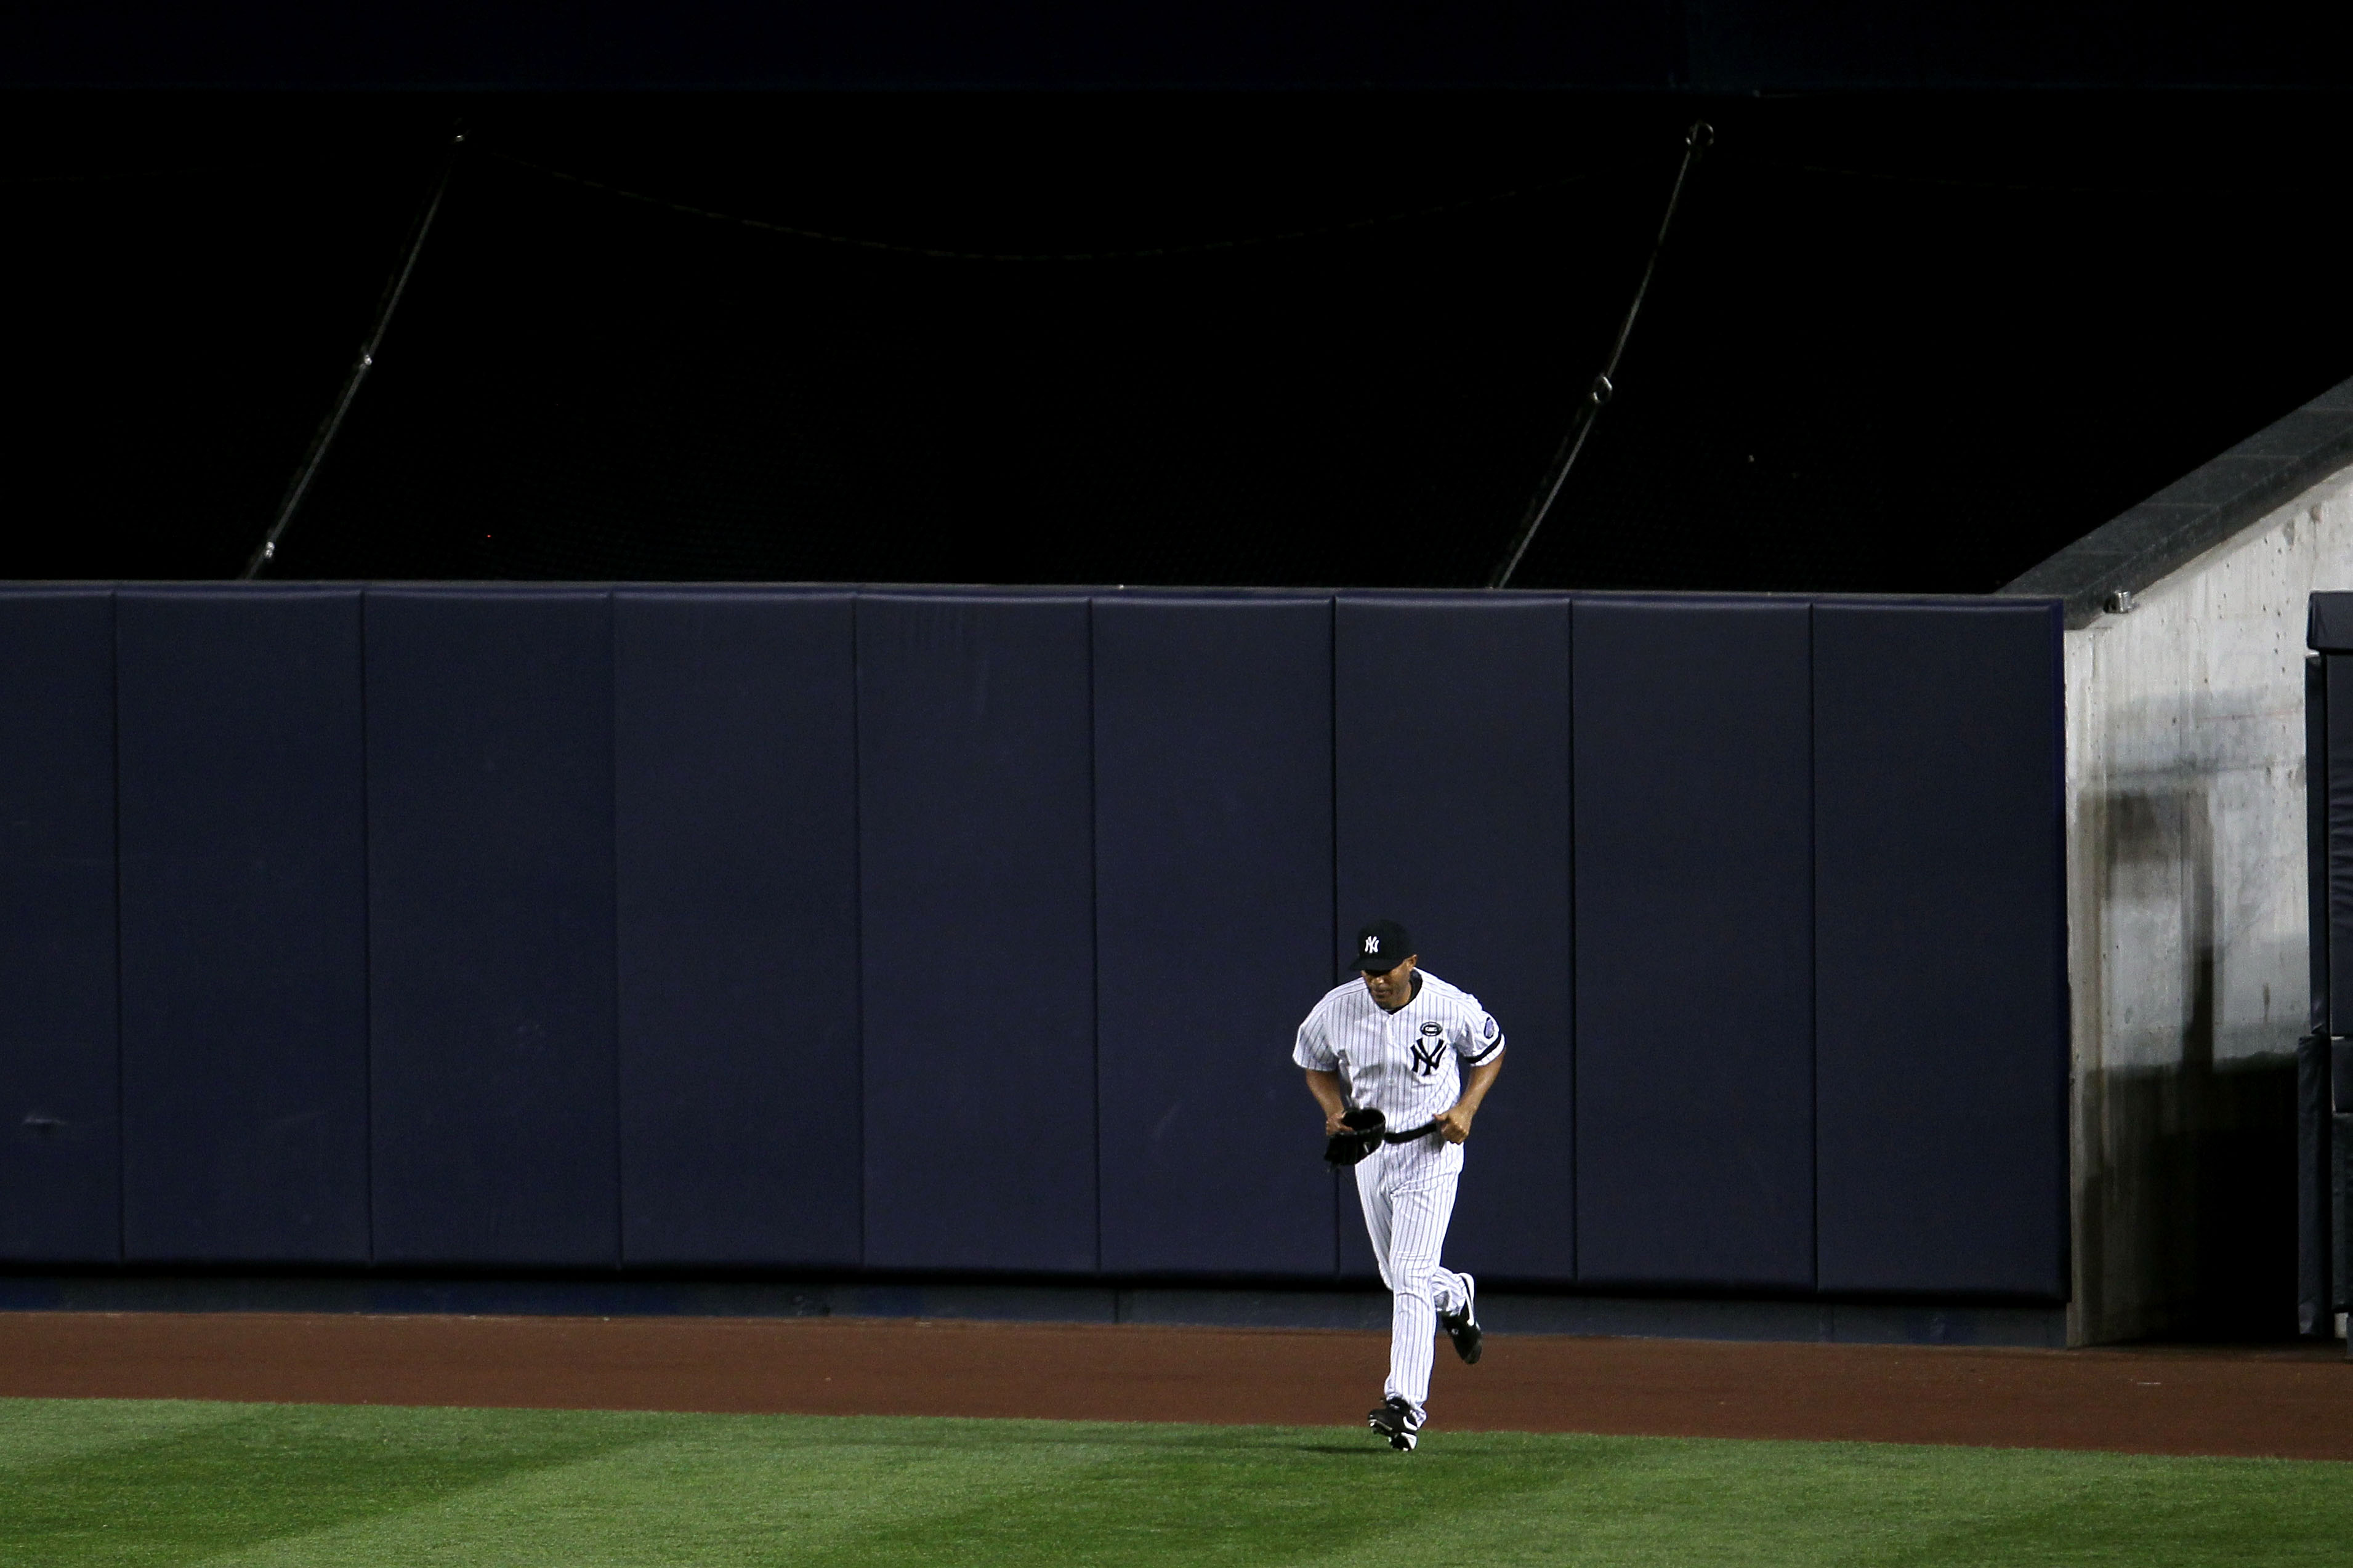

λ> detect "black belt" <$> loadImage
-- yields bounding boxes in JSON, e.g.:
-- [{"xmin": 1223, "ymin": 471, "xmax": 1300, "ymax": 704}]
[{"xmin": 1382, "ymin": 1120, "xmax": 1439, "ymax": 1144}]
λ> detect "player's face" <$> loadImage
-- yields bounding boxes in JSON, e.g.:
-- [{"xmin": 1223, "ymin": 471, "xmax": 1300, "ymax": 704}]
[{"xmin": 1361, "ymin": 955, "xmax": 1417, "ymax": 1010}]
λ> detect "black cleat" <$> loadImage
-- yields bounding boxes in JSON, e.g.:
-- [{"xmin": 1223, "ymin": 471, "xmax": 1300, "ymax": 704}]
[
  {"xmin": 1440, "ymin": 1274, "xmax": 1483, "ymax": 1365},
  {"xmin": 1367, "ymin": 1396, "xmax": 1423, "ymax": 1452}
]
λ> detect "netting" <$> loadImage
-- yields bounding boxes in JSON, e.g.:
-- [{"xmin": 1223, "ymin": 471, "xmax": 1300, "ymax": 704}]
[
  {"xmin": 280, "ymin": 129, "xmax": 1658, "ymax": 587},
  {"xmin": 12, "ymin": 94, "xmax": 2353, "ymax": 592}
]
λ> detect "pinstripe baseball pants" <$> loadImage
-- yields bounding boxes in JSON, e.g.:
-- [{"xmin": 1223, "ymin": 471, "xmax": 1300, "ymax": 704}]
[{"xmin": 1354, "ymin": 1133, "xmax": 1470, "ymax": 1417}]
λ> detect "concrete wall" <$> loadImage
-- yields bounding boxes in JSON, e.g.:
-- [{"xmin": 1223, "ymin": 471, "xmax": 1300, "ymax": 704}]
[{"xmin": 2064, "ymin": 463, "xmax": 2353, "ymax": 1343}]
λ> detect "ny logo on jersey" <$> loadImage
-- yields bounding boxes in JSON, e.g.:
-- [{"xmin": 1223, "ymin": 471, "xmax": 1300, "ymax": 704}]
[{"xmin": 1411, "ymin": 1021, "xmax": 1446, "ymax": 1077}]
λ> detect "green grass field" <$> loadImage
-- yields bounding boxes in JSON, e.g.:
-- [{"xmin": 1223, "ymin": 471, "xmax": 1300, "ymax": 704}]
[{"xmin": 1, "ymin": 1397, "xmax": 2345, "ymax": 1566}]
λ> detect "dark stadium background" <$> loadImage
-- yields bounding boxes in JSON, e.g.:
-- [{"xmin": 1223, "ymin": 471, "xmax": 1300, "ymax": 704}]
[{"xmin": 7, "ymin": 88, "xmax": 2353, "ymax": 592}]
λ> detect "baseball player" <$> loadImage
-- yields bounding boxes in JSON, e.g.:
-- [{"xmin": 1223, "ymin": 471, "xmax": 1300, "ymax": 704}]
[{"xmin": 1294, "ymin": 917, "xmax": 1505, "ymax": 1451}]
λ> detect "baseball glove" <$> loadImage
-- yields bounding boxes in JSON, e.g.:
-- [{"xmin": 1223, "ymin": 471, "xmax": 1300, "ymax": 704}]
[{"xmin": 1323, "ymin": 1107, "xmax": 1386, "ymax": 1167}]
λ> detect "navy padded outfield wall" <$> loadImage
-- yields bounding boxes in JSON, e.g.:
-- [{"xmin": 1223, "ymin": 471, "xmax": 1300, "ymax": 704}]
[
  {"xmin": 614, "ymin": 591, "xmax": 860, "ymax": 1267},
  {"xmin": 2327, "ymin": 653, "xmax": 2353, "ymax": 1037},
  {"xmin": 1096, "ymin": 597, "xmax": 1337, "ymax": 1276},
  {"xmin": 116, "ymin": 589, "xmax": 370, "ymax": 1263},
  {"xmin": 1573, "ymin": 599, "xmax": 1815, "ymax": 1290},
  {"xmin": 366, "ymin": 590, "xmax": 620, "ymax": 1266},
  {"xmin": 1814, "ymin": 601, "xmax": 2067, "ymax": 1298},
  {"xmin": 1334, "ymin": 595, "xmax": 1573, "ymax": 1282},
  {"xmin": 857, "ymin": 594, "xmax": 1099, "ymax": 1274},
  {"xmin": 0, "ymin": 584, "xmax": 2068, "ymax": 1297},
  {"xmin": 0, "ymin": 590, "xmax": 119, "ymax": 1262}
]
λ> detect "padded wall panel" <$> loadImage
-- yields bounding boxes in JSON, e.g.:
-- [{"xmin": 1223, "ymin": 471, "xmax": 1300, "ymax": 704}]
[
  {"xmin": 857, "ymin": 594, "xmax": 1096, "ymax": 1272},
  {"xmin": 1335, "ymin": 594, "xmax": 1572, "ymax": 1282},
  {"xmin": 117, "ymin": 589, "xmax": 369, "ymax": 1261},
  {"xmin": 1573, "ymin": 598, "xmax": 1814, "ymax": 1288},
  {"xmin": 2311, "ymin": 655, "xmax": 2330, "ymax": 1037},
  {"xmin": 0, "ymin": 590, "xmax": 119, "ymax": 1261},
  {"xmin": 2327, "ymin": 654, "xmax": 2353, "ymax": 1036},
  {"xmin": 1096, "ymin": 597, "xmax": 1336, "ymax": 1276},
  {"xmin": 1815, "ymin": 600, "xmax": 2067, "ymax": 1297},
  {"xmin": 615, "ymin": 590, "xmax": 860, "ymax": 1266},
  {"xmin": 366, "ymin": 589, "xmax": 619, "ymax": 1265}
]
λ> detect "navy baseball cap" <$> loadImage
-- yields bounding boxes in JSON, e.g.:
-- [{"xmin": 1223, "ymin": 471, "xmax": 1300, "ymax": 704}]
[{"xmin": 1350, "ymin": 919, "xmax": 1414, "ymax": 971}]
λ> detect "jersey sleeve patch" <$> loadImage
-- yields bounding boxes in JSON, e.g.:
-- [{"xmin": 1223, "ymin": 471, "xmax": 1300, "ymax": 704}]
[{"xmin": 1459, "ymin": 1011, "xmax": 1504, "ymax": 1064}]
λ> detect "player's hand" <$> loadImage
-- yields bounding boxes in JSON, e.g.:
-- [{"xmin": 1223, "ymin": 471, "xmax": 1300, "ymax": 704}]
[
  {"xmin": 1435, "ymin": 1104, "xmax": 1475, "ymax": 1143},
  {"xmin": 1324, "ymin": 1107, "xmax": 1349, "ymax": 1136}
]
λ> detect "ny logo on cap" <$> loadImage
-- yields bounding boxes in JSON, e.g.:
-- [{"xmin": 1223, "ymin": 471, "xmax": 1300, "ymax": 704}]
[{"xmin": 1364, "ymin": 936, "xmax": 1380, "ymax": 954}]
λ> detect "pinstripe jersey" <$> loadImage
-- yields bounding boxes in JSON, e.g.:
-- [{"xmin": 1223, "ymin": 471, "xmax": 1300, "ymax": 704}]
[{"xmin": 1291, "ymin": 969, "xmax": 1505, "ymax": 1130}]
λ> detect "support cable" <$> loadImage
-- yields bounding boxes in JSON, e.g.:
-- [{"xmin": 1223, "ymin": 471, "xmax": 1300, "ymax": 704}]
[
  {"xmin": 1488, "ymin": 121, "xmax": 1712, "ymax": 590},
  {"xmin": 242, "ymin": 127, "xmax": 463, "ymax": 579}
]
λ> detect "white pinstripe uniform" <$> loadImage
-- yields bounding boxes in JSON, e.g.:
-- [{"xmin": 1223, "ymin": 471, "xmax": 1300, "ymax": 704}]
[{"xmin": 1293, "ymin": 965, "xmax": 1504, "ymax": 1420}]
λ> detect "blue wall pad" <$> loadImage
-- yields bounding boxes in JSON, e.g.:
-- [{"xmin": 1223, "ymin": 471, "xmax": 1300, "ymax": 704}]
[
  {"xmin": 1096, "ymin": 596, "xmax": 1338, "ymax": 1276},
  {"xmin": 1814, "ymin": 600, "xmax": 2067, "ymax": 1297},
  {"xmin": 856, "ymin": 594, "xmax": 1097, "ymax": 1272},
  {"xmin": 365, "ymin": 589, "xmax": 620, "ymax": 1266},
  {"xmin": 1573, "ymin": 598, "xmax": 1815, "ymax": 1289},
  {"xmin": 0, "ymin": 590, "xmax": 119, "ymax": 1261},
  {"xmin": 615, "ymin": 590, "xmax": 862, "ymax": 1266},
  {"xmin": 116, "ymin": 589, "xmax": 369, "ymax": 1263},
  {"xmin": 1335, "ymin": 593, "xmax": 1574, "ymax": 1284}
]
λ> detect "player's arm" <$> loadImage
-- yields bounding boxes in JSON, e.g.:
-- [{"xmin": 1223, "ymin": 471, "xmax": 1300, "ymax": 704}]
[
  {"xmin": 1302, "ymin": 1069, "xmax": 1348, "ymax": 1135},
  {"xmin": 1294, "ymin": 1005, "xmax": 1348, "ymax": 1135},
  {"xmin": 1435, "ymin": 1053, "xmax": 1503, "ymax": 1144}
]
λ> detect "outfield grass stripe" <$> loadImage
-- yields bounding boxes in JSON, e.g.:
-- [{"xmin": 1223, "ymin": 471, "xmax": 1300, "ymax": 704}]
[
  {"xmin": 206, "ymin": 1416, "xmax": 1144, "ymax": 1568},
  {"xmin": 4, "ymin": 1402, "xmax": 2346, "ymax": 1567},
  {"xmin": 786, "ymin": 1422, "xmax": 1570, "ymax": 1568},
  {"xmin": 1353, "ymin": 1436, "xmax": 2353, "ymax": 1568},
  {"xmin": 0, "ymin": 1404, "xmax": 653, "ymax": 1566},
  {"xmin": 0, "ymin": 1398, "xmax": 250, "ymax": 1474}
]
